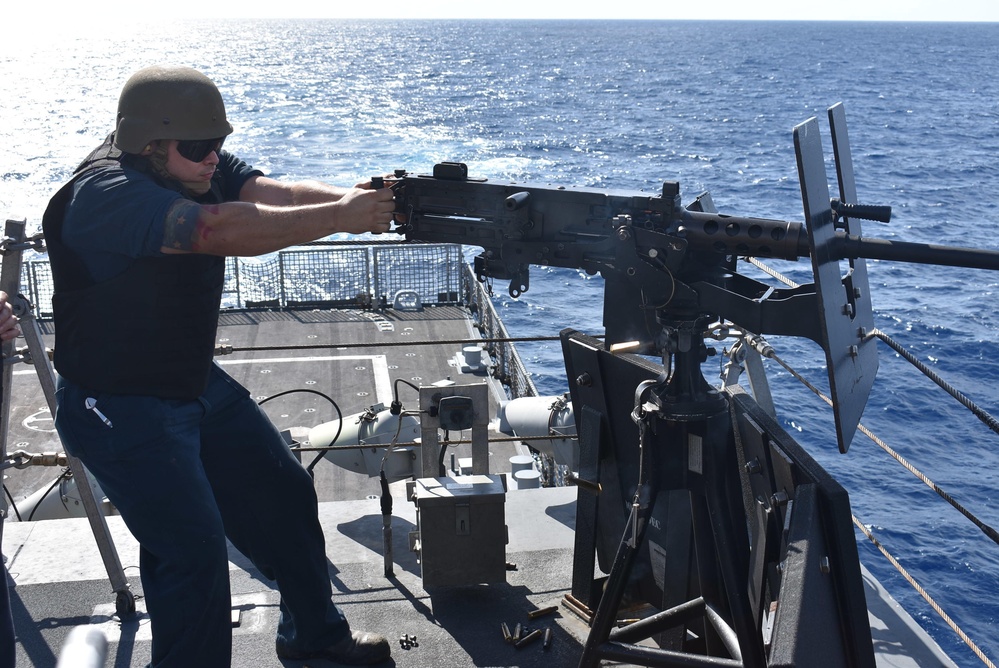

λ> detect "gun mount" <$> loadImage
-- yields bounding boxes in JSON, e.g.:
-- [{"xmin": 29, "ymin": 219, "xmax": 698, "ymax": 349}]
[{"xmin": 389, "ymin": 104, "xmax": 999, "ymax": 667}]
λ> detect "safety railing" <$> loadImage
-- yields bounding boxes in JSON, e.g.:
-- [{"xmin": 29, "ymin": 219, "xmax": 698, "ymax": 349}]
[
  {"xmin": 20, "ymin": 241, "xmax": 538, "ymax": 401},
  {"xmin": 22, "ymin": 242, "xmax": 465, "ymax": 316}
]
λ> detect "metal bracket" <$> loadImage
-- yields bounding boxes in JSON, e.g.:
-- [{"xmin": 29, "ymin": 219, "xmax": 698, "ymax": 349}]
[{"xmin": 417, "ymin": 383, "xmax": 489, "ymax": 478}]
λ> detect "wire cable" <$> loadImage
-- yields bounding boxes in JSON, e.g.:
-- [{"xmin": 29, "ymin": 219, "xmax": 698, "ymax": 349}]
[
  {"xmin": 871, "ymin": 327, "xmax": 999, "ymax": 438},
  {"xmin": 258, "ymin": 388, "xmax": 342, "ymax": 473},
  {"xmin": 853, "ymin": 518, "xmax": 997, "ymax": 668}
]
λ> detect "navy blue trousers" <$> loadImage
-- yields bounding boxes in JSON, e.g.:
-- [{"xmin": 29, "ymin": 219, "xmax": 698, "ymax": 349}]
[{"xmin": 54, "ymin": 364, "xmax": 349, "ymax": 667}]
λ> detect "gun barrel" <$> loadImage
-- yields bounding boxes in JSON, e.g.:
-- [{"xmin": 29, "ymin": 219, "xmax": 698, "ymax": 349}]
[{"xmin": 837, "ymin": 234, "xmax": 999, "ymax": 270}]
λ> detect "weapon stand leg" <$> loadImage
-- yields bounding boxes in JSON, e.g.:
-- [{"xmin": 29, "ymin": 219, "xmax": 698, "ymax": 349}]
[
  {"xmin": 578, "ymin": 383, "xmax": 660, "ymax": 667},
  {"xmin": 1, "ymin": 219, "xmax": 134, "ymax": 616}
]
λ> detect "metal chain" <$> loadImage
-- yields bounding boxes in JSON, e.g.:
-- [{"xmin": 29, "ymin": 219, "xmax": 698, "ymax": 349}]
[
  {"xmin": 2, "ymin": 450, "xmax": 69, "ymax": 470},
  {"xmin": 0, "ymin": 233, "xmax": 46, "ymax": 255}
]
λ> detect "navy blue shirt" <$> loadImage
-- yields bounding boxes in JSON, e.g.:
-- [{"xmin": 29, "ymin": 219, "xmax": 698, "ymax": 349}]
[{"xmin": 63, "ymin": 150, "xmax": 261, "ymax": 282}]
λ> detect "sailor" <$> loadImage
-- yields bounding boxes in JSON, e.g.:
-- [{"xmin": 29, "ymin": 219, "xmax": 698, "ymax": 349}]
[{"xmin": 42, "ymin": 66, "xmax": 394, "ymax": 666}]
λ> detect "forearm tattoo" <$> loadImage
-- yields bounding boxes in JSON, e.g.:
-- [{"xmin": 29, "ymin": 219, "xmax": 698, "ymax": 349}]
[{"xmin": 162, "ymin": 200, "xmax": 219, "ymax": 251}]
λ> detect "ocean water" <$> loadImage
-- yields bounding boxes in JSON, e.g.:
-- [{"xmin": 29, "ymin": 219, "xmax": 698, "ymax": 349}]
[{"xmin": 3, "ymin": 18, "xmax": 999, "ymax": 665}]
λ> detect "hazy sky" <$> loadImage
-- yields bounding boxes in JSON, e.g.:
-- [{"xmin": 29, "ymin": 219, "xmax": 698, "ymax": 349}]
[{"xmin": 38, "ymin": 0, "xmax": 999, "ymax": 22}]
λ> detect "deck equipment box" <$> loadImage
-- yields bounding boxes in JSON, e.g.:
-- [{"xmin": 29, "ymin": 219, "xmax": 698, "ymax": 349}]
[{"xmin": 410, "ymin": 474, "xmax": 508, "ymax": 587}]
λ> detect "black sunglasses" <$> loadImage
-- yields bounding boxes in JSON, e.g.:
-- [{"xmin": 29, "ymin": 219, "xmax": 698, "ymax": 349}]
[{"xmin": 176, "ymin": 136, "xmax": 226, "ymax": 162}]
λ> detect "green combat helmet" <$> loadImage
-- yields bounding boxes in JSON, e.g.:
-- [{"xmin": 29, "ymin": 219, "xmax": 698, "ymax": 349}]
[{"xmin": 113, "ymin": 65, "xmax": 233, "ymax": 154}]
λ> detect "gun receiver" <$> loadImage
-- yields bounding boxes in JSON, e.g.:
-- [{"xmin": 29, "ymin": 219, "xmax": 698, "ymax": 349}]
[
  {"xmin": 392, "ymin": 164, "xmax": 999, "ymax": 294},
  {"xmin": 393, "ymin": 161, "xmax": 805, "ymax": 286},
  {"xmin": 392, "ymin": 162, "xmax": 822, "ymax": 353}
]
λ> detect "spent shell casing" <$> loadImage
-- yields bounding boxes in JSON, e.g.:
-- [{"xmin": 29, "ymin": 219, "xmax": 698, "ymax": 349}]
[
  {"xmin": 501, "ymin": 622, "xmax": 512, "ymax": 643},
  {"xmin": 543, "ymin": 627, "xmax": 553, "ymax": 650},
  {"xmin": 512, "ymin": 623, "xmax": 522, "ymax": 642},
  {"xmin": 527, "ymin": 605, "xmax": 558, "ymax": 620},
  {"xmin": 515, "ymin": 628, "xmax": 543, "ymax": 649}
]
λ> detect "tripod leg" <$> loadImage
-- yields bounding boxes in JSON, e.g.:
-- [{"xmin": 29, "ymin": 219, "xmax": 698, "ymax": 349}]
[
  {"xmin": 18, "ymin": 305, "xmax": 135, "ymax": 615},
  {"xmin": 701, "ymin": 410, "xmax": 766, "ymax": 665},
  {"xmin": 579, "ymin": 396, "xmax": 660, "ymax": 668},
  {"xmin": 578, "ymin": 488, "xmax": 656, "ymax": 668}
]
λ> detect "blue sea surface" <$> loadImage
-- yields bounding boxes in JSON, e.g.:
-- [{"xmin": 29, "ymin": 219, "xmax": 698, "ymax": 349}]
[{"xmin": 3, "ymin": 18, "xmax": 999, "ymax": 665}]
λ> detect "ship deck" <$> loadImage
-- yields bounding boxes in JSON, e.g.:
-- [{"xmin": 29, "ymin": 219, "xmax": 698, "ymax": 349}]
[{"xmin": 2, "ymin": 304, "xmax": 958, "ymax": 667}]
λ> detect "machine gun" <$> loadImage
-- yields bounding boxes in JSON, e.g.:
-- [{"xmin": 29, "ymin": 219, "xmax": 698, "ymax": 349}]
[
  {"xmin": 390, "ymin": 160, "xmax": 817, "ymax": 344},
  {"xmin": 388, "ymin": 104, "xmax": 999, "ymax": 667},
  {"xmin": 390, "ymin": 104, "xmax": 999, "ymax": 455}
]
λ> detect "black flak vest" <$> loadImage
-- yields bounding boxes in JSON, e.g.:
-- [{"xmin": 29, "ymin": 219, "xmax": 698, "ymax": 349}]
[{"xmin": 42, "ymin": 135, "xmax": 226, "ymax": 400}]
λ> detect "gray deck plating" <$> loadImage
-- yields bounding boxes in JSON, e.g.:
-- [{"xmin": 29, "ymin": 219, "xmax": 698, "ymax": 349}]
[
  {"xmin": 4, "ymin": 306, "xmax": 503, "ymax": 507},
  {"xmin": 2, "ymin": 306, "xmax": 957, "ymax": 667},
  {"xmin": 4, "ymin": 487, "xmax": 955, "ymax": 667}
]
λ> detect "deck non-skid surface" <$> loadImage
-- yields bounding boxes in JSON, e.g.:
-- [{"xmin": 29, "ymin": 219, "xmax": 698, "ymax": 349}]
[
  {"xmin": 2, "ymin": 306, "xmax": 960, "ymax": 667},
  {"xmin": 4, "ymin": 306, "xmax": 502, "ymax": 507},
  {"xmin": 6, "ymin": 486, "xmax": 957, "ymax": 667},
  {"xmin": 6, "ymin": 487, "xmax": 584, "ymax": 668}
]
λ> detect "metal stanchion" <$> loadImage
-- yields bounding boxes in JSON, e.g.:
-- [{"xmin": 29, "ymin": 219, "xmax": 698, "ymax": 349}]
[{"xmin": 1, "ymin": 219, "xmax": 134, "ymax": 616}]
